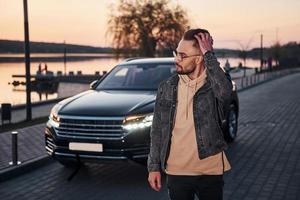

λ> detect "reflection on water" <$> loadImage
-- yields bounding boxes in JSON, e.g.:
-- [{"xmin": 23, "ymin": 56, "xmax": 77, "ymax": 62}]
[
  {"xmin": 12, "ymin": 84, "xmax": 58, "ymax": 102},
  {"xmin": 0, "ymin": 56, "xmax": 260, "ymax": 106},
  {"xmin": 0, "ymin": 57, "xmax": 121, "ymax": 105}
]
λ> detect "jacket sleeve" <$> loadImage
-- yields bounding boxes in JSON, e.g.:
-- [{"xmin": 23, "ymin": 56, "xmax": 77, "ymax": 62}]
[
  {"xmin": 204, "ymin": 51, "xmax": 233, "ymax": 103},
  {"xmin": 147, "ymin": 82, "xmax": 164, "ymax": 172}
]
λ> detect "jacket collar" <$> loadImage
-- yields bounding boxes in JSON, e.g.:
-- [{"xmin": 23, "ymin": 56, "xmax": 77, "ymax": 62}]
[{"xmin": 167, "ymin": 74, "xmax": 179, "ymax": 86}]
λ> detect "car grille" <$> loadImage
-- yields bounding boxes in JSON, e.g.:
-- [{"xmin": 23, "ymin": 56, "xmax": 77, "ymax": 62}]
[
  {"xmin": 54, "ymin": 116, "xmax": 125, "ymax": 140},
  {"xmin": 45, "ymin": 136, "xmax": 55, "ymax": 154}
]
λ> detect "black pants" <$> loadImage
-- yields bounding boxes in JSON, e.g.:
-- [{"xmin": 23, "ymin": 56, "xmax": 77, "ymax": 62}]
[{"xmin": 166, "ymin": 174, "xmax": 224, "ymax": 200}]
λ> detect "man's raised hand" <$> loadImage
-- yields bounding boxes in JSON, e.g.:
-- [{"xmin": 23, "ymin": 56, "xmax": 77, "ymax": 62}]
[{"xmin": 194, "ymin": 32, "xmax": 213, "ymax": 55}]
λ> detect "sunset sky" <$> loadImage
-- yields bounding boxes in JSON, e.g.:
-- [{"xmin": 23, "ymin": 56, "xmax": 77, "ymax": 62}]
[{"xmin": 1, "ymin": 0, "xmax": 299, "ymax": 50}]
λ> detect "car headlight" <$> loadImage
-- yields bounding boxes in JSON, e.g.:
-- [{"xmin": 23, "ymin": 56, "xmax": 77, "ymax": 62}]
[
  {"xmin": 122, "ymin": 113, "xmax": 153, "ymax": 131},
  {"xmin": 48, "ymin": 104, "xmax": 62, "ymax": 127}
]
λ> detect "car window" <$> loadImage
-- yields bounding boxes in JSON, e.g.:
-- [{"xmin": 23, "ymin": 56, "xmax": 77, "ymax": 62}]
[{"xmin": 96, "ymin": 63, "xmax": 176, "ymax": 90}]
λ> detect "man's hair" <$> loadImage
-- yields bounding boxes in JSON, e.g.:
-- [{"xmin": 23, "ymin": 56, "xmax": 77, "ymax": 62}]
[{"xmin": 183, "ymin": 28, "xmax": 210, "ymax": 48}]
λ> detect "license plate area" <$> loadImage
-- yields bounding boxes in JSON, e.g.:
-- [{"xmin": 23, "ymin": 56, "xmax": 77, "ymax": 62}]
[{"xmin": 69, "ymin": 142, "xmax": 103, "ymax": 152}]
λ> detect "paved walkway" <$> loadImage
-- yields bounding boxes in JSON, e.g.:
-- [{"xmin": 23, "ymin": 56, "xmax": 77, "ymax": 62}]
[
  {"xmin": 224, "ymin": 72, "xmax": 300, "ymax": 200},
  {"xmin": 0, "ymin": 72, "xmax": 299, "ymax": 199}
]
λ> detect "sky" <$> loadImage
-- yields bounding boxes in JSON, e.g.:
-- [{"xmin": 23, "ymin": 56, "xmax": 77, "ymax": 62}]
[{"xmin": 0, "ymin": 0, "xmax": 299, "ymax": 50}]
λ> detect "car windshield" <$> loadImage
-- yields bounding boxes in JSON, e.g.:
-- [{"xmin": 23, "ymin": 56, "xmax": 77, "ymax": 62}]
[{"xmin": 96, "ymin": 63, "xmax": 176, "ymax": 90}]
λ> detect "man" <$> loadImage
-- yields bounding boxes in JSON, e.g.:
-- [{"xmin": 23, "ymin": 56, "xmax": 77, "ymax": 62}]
[{"xmin": 147, "ymin": 28, "xmax": 232, "ymax": 200}]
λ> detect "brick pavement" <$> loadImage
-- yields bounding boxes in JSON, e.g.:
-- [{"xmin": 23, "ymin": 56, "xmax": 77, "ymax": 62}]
[
  {"xmin": 223, "ymin": 73, "xmax": 300, "ymax": 200},
  {"xmin": 0, "ymin": 72, "xmax": 299, "ymax": 200}
]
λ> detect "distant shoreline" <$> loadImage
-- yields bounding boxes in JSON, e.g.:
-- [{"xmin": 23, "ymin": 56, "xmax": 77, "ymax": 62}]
[{"xmin": 0, "ymin": 55, "xmax": 117, "ymax": 63}]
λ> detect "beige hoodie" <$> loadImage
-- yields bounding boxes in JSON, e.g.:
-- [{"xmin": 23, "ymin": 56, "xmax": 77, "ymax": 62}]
[{"xmin": 165, "ymin": 68, "xmax": 231, "ymax": 175}]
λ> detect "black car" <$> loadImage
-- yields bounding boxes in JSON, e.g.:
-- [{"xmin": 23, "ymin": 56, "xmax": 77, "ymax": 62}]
[{"xmin": 45, "ymin": 57, "xmax": 239, "ymax": 167}]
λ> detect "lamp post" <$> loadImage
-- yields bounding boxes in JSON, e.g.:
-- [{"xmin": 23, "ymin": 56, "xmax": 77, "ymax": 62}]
[
  {"xmin": 64, "ymin": 40, "xmax": 67, "ymax": 75},
  {"xmin": 23, "ymin": 0, "xmax": 32, "ymax": 121},
  {"xmin": 260, "ymin": 34, "xmax": 263, "ymax": 72}
]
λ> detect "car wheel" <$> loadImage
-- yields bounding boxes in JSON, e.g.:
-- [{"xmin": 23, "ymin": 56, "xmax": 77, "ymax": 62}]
[{"xmin": 224, "ymin": 104, "xmax": 238, "ymax": 143}]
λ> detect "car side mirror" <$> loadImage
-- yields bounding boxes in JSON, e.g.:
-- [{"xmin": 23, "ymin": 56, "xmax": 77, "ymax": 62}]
[{"xmin": 90, "ymin": 80, "xmax": 98, "ymax": 90}]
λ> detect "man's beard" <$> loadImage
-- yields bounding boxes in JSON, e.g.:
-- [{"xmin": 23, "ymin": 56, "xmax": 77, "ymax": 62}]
[{"xmin": 176, "ymin": 63, "xmax": 197, "ymax": 75}]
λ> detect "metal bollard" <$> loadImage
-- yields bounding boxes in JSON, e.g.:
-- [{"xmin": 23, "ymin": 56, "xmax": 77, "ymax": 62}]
[{"xmin": 9, "ymin": 131, "xmax": 21, "ymax": 166}]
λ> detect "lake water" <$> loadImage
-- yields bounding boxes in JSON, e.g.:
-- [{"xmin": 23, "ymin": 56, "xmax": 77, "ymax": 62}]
[{"xmin": 0, "ymin": 54, "xmax": 261, "ymax": 106}]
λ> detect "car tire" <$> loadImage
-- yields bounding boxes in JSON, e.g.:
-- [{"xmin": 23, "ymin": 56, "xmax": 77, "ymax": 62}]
[{"xmin": 224, "ymin": 104, "xmax": 238, "ymax": 143}]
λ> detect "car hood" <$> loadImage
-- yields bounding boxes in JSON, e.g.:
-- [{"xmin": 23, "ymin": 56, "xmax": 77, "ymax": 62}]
[{"xmin": 58, "ymin": 90, "xmax": 157, "ymax": 116}]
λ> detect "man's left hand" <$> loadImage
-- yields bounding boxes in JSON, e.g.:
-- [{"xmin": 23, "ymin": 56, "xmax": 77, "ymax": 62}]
[{"xmin": 194, "ymin": 33, "xmax": 213, "ymax": 55}]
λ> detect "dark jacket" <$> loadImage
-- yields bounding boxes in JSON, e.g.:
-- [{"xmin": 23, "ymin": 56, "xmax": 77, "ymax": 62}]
[{"xmin": 147, "ymin": 51, "xmax": 233, "ymax": 172}]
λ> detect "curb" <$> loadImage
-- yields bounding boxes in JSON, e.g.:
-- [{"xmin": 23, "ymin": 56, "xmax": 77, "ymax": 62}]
[
  {"xmin": 5, "ymin": 96, "xmax": 69, "ymax": 111},
  {"xmin": 0, "ymin": 155, "xmax": 53, "ymax": 182}
]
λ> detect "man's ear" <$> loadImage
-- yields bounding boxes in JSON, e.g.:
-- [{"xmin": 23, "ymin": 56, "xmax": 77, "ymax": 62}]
[{"xmin": 195, "ymin": 55, "xmax": 203, "ymax": 65}]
